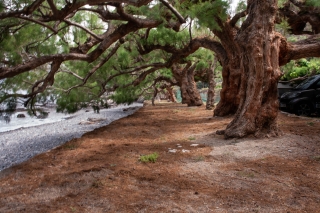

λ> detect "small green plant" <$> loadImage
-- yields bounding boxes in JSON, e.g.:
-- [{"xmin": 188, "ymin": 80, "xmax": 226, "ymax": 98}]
[
  {"xmin": 194, "ymin": 155, "xmax": 205, "ymax": 162},
  {"xmin": 62, "ymin": 139, "xmax": 80, "ymax": 150},
  {"xmin": 237, "ymin": 171, "xmax": 255, "ymax": 178},
  {"xmin": 307, "ymin": 122, "xmax": 315, "ymax": 126},
  {"xmin": 63, "ymin": 143, "xmax": 78, "ymax": 150},
  {"xmin": 172, "ymin": 109, "xmax": 180, "ymax": 113},
  {"xmin": 139, "ymin": 152, "xmax": 159, "ymax": 163},
  {"xmin": 311, "ymin": 156, "xmax": 320, "ymax": 161},
  {"xmin": 188, "ymin": 136, "xmax": 196, "ymax": 141},
  {"xmin": 70, "ymin": 206, "xmax": 77, "ymax": 212}
]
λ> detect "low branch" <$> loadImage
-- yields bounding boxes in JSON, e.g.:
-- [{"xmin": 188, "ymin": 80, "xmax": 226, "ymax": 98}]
[
  {"xmin": 60, "ymin": 69, "xmax": 84, "ymax": 80},
  {"xmin": 63, "ymin": 19, "xmax": 102, "ymax": 41},
  {"xmin": 230, "ymin": 10, "xmax": 247, "ymax": 27},
  {"xmin": 159, "ymin": 0, "xmax": 186, "ymax": 24},
  {"xmin": 65, "ymin": 41, "xmax": 123, "ymax": 94},
  {"xmin": 0, "ymin": 0, "xmax": 45, "ymax": 19},
  {"xmin": 280, "ymin": 34, "xmax": 320, "ymax": 65},
  {"xmin": 18, "ymin": 16, "xmax": 57, "ymax": 33}
]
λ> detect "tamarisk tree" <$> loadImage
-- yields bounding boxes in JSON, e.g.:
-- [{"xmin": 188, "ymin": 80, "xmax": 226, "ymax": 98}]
[
  {"xmin": 1, "ymin": 0, "xmax": 320, "ymax": 139},
  {"xmin": 177, "ymin": 0, "xmax": 320, "ymax": 138},
  {"xmin": 0, "ymin": 0, "xmax": 186, "ymax": 110}
]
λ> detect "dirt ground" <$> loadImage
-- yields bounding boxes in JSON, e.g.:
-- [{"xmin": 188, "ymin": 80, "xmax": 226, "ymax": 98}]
[{"xmin": 0, "ymin": 102, "xmax": 320, "ymax": 213}]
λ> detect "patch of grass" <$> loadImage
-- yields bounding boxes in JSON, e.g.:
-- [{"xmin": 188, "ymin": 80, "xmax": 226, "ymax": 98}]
[
  {"xmin": 311, "ymin": 156, "xmax": 320, "ymax": 161},
  {"xmin": 63, "ymin": 143, "xmax": 78, "ymax": 150},
  {"xmin": 307, "ymin": 122, "xmax": 315, "ymax": 126},
  {"xmin": 172, "ymin": 109, "xmax": 180, "ymax": 113},
  {"xmin": 139, "ymin": 152, "xmax": 159, "ymax": 163},
  {"xmin": 70, "ymin": 207, "xmax": 77, "ymax": 212},
  {"xmin": 188, "ymin": 136, "xmax": 196, "ymax": 141},
  {"xmin": 62, "ymin": 139, "xmax": 80, "ymax": 150},
  {"xmin": 194, "ymin": 155, "xmax": 205, "ymax": 162},
  {"xmin": 237, "ymin": 171, "xmax": 255, "ymax": 178}
]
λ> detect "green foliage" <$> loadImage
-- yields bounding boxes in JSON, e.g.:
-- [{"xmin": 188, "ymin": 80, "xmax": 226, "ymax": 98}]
[
  {"xmin": 139, "ymin": 152, "xmax": 159, "ymax": 163},
  {"xmin": 0, "ymin": 2, "xmax": 4, "ymax": 13},
  {"xmin": 183, "ymin": 0, "xmax": 228, "ymax": 30},
  {"xmin": 278, "ymin": 0, "xmax": 288, "ymax": 7},
  {"xmin": 56, "ymin": 89, "xmax": 88, "ymax": 113},
  {"xmin": 145, "ymin": 27, "xmax": 189, "ymax": 47},
  {"xmin": 275, "ymin": 20, "xmax": 290, "ymax": 35},
  {"xmin": 1, "ymin": 97, "xmax": 17, "ymax": 113},
  {"xmin": 194, "ymin": 155, "xmax": 205, "ymax": 162},
  {"xmin": 188, "ymin": 136, "xmax": 196, "ymax": 140},
  {"xmin": 235, "ymin": 0, "xmax": 246, "ymax": 12},
  {"xmin": 306, "ymin": 0, "xmax": 320, "ymax": 7},
  {"xmin": 281, "ymin": 58, "xmax": 320, "ymax": 81},
  {"xmin": 125, "ymin": 4, "xmax": 163, "ymax": 21},
  {"xmin": 111, "ymin": 86, "xmax": 139, "ymax": 105}
]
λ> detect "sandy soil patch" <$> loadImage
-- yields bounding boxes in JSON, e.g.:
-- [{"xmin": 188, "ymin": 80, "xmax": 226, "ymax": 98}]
[{"xmin": 0, "ymin": 102, "xmax": 320, "ymax": 212}]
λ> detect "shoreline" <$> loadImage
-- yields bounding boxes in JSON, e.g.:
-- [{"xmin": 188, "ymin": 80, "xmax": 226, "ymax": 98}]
[{"xmin": 0, "ymin": 103, "xmax": 142, "ymax": 172}]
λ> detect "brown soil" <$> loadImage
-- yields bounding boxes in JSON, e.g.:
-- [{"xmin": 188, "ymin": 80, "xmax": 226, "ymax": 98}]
[{"xmin": 1, "ymin": 102, "xmax": 320, "ymax": 213}]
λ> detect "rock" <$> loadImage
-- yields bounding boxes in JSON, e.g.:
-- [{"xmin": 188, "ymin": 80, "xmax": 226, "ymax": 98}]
[{"xmin": 17, "ymin": 114, "xmax": 26, "ymax": 118}]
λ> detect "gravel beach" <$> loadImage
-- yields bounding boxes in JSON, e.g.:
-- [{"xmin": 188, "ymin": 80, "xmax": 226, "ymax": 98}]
[{"xmin": 0, "ymin": 103, "xmax": 142, "ymax": 172}]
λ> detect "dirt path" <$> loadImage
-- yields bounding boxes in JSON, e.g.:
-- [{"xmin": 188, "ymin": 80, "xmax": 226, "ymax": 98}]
[{"xmin": 0, "ymin": 102, "xmax": 320, "ymax": 212}]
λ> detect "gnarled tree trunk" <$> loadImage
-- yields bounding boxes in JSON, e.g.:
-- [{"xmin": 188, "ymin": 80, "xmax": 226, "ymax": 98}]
[
  {"xmin": 222, "ymin": 0, "xmax": 282, "ymax": 138},
  {"xmin": 214, "ymin": 64, "xmax": 241, "ymax": 115},
  {"xmin": 206, "ymin": 59, "xmax": 217, "ymax": 110},
  {"xmin": 165, "ymin": 85, "xmax": 177, "ymax": 103},
  {"xmin": 172, "ymin": 63, "xmax": 203, "ymax": 107},
  {"xmin": 212, "ymin": 21, "xmax": 242, "ymax": 116},
  {"xmin": 151, "ymin": 87, "xmax": 158, "ymax": 106}
]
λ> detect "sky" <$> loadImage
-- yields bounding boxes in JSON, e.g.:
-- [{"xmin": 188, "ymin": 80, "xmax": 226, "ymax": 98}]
[{"xmin": 230, "ymin": 0, "xmax": 240, "ymax": 11}]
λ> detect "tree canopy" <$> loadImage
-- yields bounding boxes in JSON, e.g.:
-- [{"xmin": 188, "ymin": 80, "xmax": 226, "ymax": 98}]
[{"xmin": 1, "ymin": 0, "xmax": 320, "ymax": 138}]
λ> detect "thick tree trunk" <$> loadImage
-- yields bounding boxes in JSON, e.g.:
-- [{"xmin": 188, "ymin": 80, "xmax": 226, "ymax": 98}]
[
  {"xmin": 172, "ymin": 63, "xmax": 203, "ymax": 107},
  {"xmin": 180, "ymin": 65, "xmax": 203, "ymax": 106},
  {"xmin": 214, "ymin": 65, "xmax": 241, "ymax": 115},
  {"xmin": 212, "ymin": 21, "xmax": 242, "ymax": 116},
  {"xmin": 166, "ymin": 86, "xmax": 177, "ymax": 103},
  {"xmin": 151, "ymin": 87, "xmax": 158, "ymax": 106},
  {"xmin": 221, "ymin": 0, "xmax": 282, "ymax": 138},
  {"xmin": 206, "ymin": 59, "xmax": 217, "ymax": 110}
]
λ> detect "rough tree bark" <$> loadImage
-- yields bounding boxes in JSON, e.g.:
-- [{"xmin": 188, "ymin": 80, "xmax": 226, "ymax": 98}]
[
  {"xmin": 212, "ymin": 19, "xmax": 242, "ymax": 116},
  {"xmin": 206, "ymin": 59, "xmax": 218, "ymax": 110},
  {"xmin": 219, "ymin": 0, "xmax": 283, "ymax": 138},
  {"xmin": 165, "ymin": 85, "xmax": 177, "ymax": 103},
  {"xmin": 151, "ymin": 87, "xmax": 159, "ymax": 106},
  {"xmin": 172, "ymin": 63, "xmax": 203, "ymax": 107}
]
